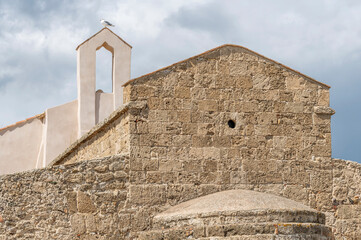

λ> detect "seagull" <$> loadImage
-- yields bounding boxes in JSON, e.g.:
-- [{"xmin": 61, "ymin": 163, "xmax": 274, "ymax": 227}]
[{"xmin": 100, "ymin": 19, "xmax": 115, "ymax": 27}]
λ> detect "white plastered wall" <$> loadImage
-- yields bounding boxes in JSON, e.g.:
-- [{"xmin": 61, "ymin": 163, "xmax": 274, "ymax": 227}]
[
  {"xmin": 95, "ymin": 91, "xmax": 114, "ymax": 124},
  {"xmin": 0, "ymin": 118, "xmax": 43, "ymax": 175},
  {"xmin": 0, "ymin": 28, "xmax": 131, "ymax": 174},
  {"xmin": 43, "ymin": 100, "xmax": 78, "ymax": 166}
]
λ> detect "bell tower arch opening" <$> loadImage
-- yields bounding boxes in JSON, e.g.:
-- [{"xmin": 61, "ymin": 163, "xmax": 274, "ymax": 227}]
[
  {"xmin": 94, "ymin": 42, "xmax": 115, "ymax": 124},
  {"xmin": 96, "ymin": 43, "xmax": 113, "ymax": 93}
]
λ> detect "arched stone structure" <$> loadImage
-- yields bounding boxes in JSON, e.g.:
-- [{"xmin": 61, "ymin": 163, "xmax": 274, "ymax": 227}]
[
  {"xmin": 147, "ymin": 190, "xmax": 333, "ymax": 239},
  {"xmin": 76, "ymin": 28, "xmax": 132, "ymax": 137}
]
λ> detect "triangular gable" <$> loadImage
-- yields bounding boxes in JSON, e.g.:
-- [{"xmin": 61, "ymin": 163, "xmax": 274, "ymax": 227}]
[
  {"xmin": 123, "ymin": 44, "xmax": 330, "ymax": 89},
  {"xmin": 76, "ymin": 27, "xmax": 132, "ymax": 50}
]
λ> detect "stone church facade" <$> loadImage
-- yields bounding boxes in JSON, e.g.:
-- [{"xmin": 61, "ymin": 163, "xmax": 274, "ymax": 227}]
[{"xmin": 0, "ymin": 29, "xmax": 360, "ymax": 239}]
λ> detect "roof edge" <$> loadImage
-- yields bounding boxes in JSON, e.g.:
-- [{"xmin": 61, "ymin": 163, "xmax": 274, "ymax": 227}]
[
  {"xmin": 123, "ymin": 44, "xmax": 330, "ymax": 89},
  {"xmin": 76, "ymin": 27, "xmax": 132, "ymax": 50},
  {"xmin": 0, "ymin": 113, "xmax": 45, "ymax": 133}
]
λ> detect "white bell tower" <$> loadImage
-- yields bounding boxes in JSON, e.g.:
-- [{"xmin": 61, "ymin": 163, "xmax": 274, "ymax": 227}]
[{"xmin": 76, "ymin": 28, "xmax": 132, "ymax": 137}]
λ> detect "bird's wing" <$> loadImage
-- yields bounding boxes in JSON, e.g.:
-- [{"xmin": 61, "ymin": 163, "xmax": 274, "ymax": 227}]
[{"xmin": 104, "ymin": 21, "xmax": 113, "ymax": 25}]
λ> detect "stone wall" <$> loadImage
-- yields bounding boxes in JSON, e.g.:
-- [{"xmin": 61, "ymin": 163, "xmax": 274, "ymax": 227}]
[
  {"xmin": 1, "ymin": 155, "xmax": 360, "ymax": 239},
  {"xmin": 25, "ymin": 44, "xmax": 361, "ymax": 238},
  {"xmin": 0, "ymin": 155, "xmax": 129, "ymax": 239},
  {"xmin": 55, "ymin": 46, "xmax": 335, "ymax": 213},
  {"xmin": 332, "ymin": 158, "xmax": 361, "ymax": 238},
  {"xmin": 333, "ymin": 158, "xmax": 361, "ymax": 202},
  {"xmin": 123, "ymin": 45, "xmax": 334, "ymax": 211}
]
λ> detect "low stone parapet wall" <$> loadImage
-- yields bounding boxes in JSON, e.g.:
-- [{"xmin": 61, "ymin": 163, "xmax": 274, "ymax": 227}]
[
  {"xmin": 1, "ymin": 155, "xmax": 361, "ymax": 239},
  {"xmin": 0, "ymin": 154, "xmax": 129, "ymax": 239}
]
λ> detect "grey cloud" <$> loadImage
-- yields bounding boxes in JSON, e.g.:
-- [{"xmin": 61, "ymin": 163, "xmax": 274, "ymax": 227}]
[
  {"xmin": 165, "ymin": 2, "xmax": 237, "ymax": 39},
  {"xmin": 0, "ymin": 75, "xmax": 12, "ymax": 92}
]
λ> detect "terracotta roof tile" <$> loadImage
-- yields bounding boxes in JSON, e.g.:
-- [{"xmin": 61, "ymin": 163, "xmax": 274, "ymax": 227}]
[
  {"xmin": 123, "ymin": 44, "xmax": 330, "ymax": 89},
  {"xmin": 0, "ymin": 113, "xmax": 45, "ymax": 132}
]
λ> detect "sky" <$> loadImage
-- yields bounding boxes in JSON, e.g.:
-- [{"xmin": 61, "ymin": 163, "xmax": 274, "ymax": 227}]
[{"xmin": 0, "ymin": 0, "xmax": 360, "ymax": 163}]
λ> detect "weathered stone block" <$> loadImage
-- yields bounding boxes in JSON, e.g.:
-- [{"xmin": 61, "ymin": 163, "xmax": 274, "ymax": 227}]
[
  {"xmin": 237, "ymin": 101, "xmax": 258, "ymax": 112},
  {"xmin": 194, "ymin": 74, "xmax": 216, "ymax": 88},
  {"xmin": 314, "ymin": 106, "xmax": 335, "ymax": 115},
  {"xmin": 143, "ymin": 158, "xmax": 159, "ymax": 171},
  {"xmin": 230, "ymin": 171, "xmax": 247, "ymax": 184},
  {"xmin": 203, "ymin": 147, "xmax": 220, "ymax": 160},
  {"xmin": 147, "ymin": 97, "xmax": 162, "ymax": 109},
  {"xmin": 313, "ymin": 113, "xmax": 331, "ymax": 125},
  {"xmin": 198, "ymin": 100, "xmax": 218, "ymax": 111},
  {"xmin": 159, "ymin": 159, "xmax": 182, "ymax": 171},
  {"xmin": 317, "ymin": 89, "xmax": 330, "ymax": 106},
  {"xmin": 77, "ymin": 191, "xmax": 96, "ymax": 213},
  {"xmin": 84, "ymin": 214, "xmax": 97, "ymax": 233},
  {"xmin": 203, "ymin": 160, "xmax": 217, "ymax": 172},
  {"xmin": 172, "ymin": 135, "xmax": 191, "ymax": 147},
  {"xmin": 66, "ymin": 191, "xmax": 78, "ymax": 213},
  {"xmin": 70, "ymin": 214, "xmax": 86, "ymax": 235},
  {"xmin": 97, "ymin": 172, "xmax": 114, "ymax": 182},
  {"xmin": 192, "ymin": 136, "xmax": 213, "ymax": 147},
  {"xmin": 174, "ymin": 86, "xmax": 191, "ymax": 99},
  {"xmin": 177, "ymin": 110, "xmax": 191, "ymax": 123},
  {"xmin": 181, "ymin": 123, "xmax": 198, "ymax": 135},
  {"xmin": 285, "ymin": 75, "xmax": 302, "ymax": 90},
  {"xmin": 191, "ymin": 87, "xmax": 206, "ymax": 100},
  {"xmin": 183, "ymin": 160, "xmax": 202, "ymax": 172},
  {"xmin": 283, "ymin": 185, "xmax": 309, "ymax": 205},
  {"xmin": 213, "ymin": 136, "xmax": 231, "ymax": 147},
  {"xmin": 197, "ymin": 60, "xmax": 217, "ymax": 74}
]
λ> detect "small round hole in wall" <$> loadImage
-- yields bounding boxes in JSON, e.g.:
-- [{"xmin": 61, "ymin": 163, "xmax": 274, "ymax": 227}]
[{"xmin": 228, "ymin": 120, "xmax": 236, "ymax": 128}]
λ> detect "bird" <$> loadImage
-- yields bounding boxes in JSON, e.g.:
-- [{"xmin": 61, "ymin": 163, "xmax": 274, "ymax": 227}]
[{"xmin": 100, "ymin": 19, "xmax": 115, "ymax": 27}]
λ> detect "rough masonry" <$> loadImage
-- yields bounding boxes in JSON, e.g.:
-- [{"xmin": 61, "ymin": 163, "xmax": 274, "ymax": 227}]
[{"xmin": 0, "ymin": 42, "xmax": 360, "ymax": 239}]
